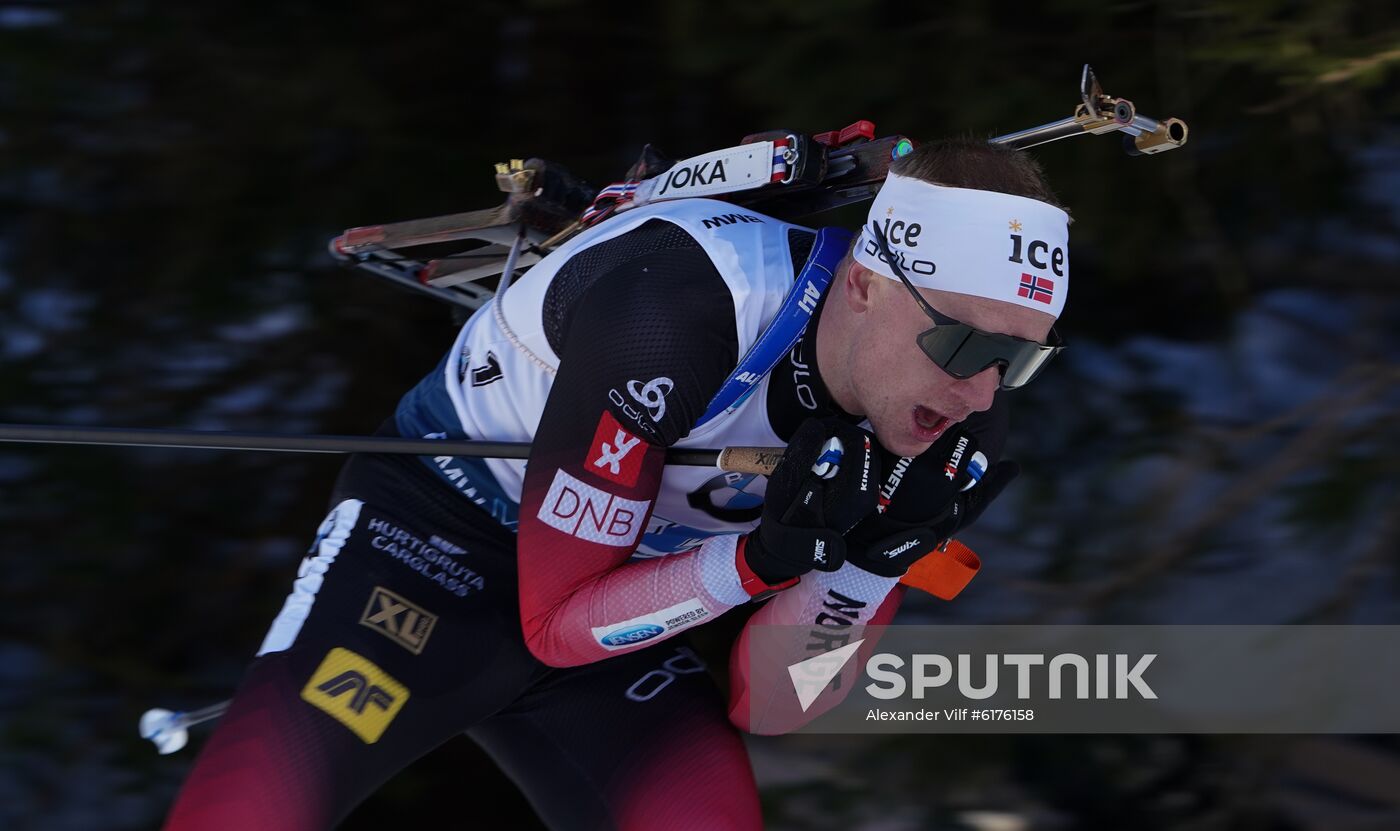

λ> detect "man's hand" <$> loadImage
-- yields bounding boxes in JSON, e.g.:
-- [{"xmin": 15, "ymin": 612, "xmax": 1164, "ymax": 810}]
[
  {"xmin": 844, "ymin": 427, "xmax": 1019, "ymax": 578},
  {"xmin": 741, "ymin": 417, "xmax": 880, "ymax": 588}
]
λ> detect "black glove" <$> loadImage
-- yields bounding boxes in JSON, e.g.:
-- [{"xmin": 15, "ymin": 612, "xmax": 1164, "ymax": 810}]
[
  {"xmin": 844, "ymin": 425, "xmax": 1019, "ymax": 578},
  {"xmin": 742, "ymin": 417, "xmax": 880, "ymax": 585}
]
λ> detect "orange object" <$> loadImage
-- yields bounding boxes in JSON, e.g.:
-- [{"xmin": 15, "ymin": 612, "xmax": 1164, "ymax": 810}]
[{"xmin": 898, "ymin": 539, "xmax": 981, "ymax": 600}]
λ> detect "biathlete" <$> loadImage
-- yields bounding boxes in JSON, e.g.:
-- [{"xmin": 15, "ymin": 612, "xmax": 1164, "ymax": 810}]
[{"xmin": 164, "ymin": 136, "xmax": 1070, "ymax": 830}]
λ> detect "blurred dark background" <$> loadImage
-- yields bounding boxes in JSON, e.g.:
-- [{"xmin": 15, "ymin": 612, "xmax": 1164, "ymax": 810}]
[{"xmin": 2, "ymin": 1, "xmax": 1398, "ymax": 829}]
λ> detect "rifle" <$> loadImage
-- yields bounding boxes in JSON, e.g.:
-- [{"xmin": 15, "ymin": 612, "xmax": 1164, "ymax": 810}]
[{"xmin": 331, "ymin": 64, "xmax": 1187, "ymax": 310}]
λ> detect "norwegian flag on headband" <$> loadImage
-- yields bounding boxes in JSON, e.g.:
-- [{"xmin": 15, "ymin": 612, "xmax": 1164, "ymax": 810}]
[{"xmin": 1017, "ymin": 273, "xmax": 1055, "ymax": 304}]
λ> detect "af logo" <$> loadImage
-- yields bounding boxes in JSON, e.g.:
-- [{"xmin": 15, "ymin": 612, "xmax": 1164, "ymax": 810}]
[
  {"xmin": 686, "ymin": 471, "xmax": 767, "ymax": 523},
  {"xmin": 301, "ymin": 647, "xmax": 409, "ymax": 743},
  {"xmin": 360, "ymin": 586, "xmax": 438, "ymax": 654}
]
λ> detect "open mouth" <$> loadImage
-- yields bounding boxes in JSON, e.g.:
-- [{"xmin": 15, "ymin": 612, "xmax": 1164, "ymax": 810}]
[{"xmin": 912, "ymin": 405, "xmax": 953, "ymax": 443}]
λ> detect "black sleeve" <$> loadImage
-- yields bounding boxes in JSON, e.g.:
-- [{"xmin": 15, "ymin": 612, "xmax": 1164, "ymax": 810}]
[{"xmin": 539, "ymin": 220, "xmax": 741, "ymax": 449}]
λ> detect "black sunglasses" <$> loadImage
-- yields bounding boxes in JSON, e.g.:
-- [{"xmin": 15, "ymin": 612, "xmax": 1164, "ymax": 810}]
[{"xmin": 867, "ymin": 221, "xmax": 1065, "ymax": 390}]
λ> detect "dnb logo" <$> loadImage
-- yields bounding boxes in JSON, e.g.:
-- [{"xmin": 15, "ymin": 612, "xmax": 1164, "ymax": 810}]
[
  {"xmin": 301, "ymin": 647, "xmax": 409, "ymax": 744},
  {"xmin": 686, "ymin": 471, "xmax": 766, "ymax": 523}
]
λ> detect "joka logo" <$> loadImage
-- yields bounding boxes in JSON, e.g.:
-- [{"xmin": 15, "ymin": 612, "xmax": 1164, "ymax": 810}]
[
  {"xmin": 300, "ymin": 647, "xmax": 409, "ymax": 744},
  {"xmin": 588, "ymin": 411, "xmax": 645, "ymax": 487},
  {"xmin": 470, "ymin": 351, "xmax": 504, "ymax": 387},
  {"xmin": 657, "ymin": 159, "xmax": 728, "ymax": 196},
  {"xmin": 626, "ymin": 376, "xmax": 674, "ymax": 421},
  {"xmin": 360, "ymin": 586, "xmax": 438, "ymax": 655}
]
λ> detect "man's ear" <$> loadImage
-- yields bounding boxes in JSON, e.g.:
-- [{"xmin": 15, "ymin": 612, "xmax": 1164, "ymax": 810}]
[{"xmin": 842, "ymin": 259, "xmax": 881, "ymax": 313}]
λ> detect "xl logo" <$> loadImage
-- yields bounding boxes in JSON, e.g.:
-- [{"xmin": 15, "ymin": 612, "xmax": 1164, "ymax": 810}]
[
  {"xmin": 301, "ymin": 647, "xmax": 409, "ymax": 743},
  {"xmin": 360, "ymin": 586, "xmax": 437, "ymax": 654},
  {"xmin": 626, "ymin": 376, "xmax": 673, "ymax": 421}
]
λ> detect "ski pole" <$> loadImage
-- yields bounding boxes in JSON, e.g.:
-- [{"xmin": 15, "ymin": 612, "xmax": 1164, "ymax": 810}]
[
  {"xmin": 139, "ymin": 702, "xmax": 230, "ymax": 755},
  {"xmin": 0, "ymin": 423, "xmax": 784, "ymax": 475}
]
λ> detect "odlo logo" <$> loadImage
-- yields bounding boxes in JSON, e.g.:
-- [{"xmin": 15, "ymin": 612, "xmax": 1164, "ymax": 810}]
[
  {"xmin": 626, "ymin": 376, "xmax": 674, "ymax": 422},
  {"xmin": 301, "ymin": 647, "xmax": 409, "ymax": 744}
]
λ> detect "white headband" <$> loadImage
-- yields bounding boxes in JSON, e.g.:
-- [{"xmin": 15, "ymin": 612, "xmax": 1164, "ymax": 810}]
[{"xmin": 854, "ymin": 173, "xmax": 1070, "ymax": 319}]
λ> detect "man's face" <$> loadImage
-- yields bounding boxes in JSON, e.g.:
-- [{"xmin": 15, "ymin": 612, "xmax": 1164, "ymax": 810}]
[{"xmin": 841, "ymin": 262, "xmax": 1056, "ymax": 457}]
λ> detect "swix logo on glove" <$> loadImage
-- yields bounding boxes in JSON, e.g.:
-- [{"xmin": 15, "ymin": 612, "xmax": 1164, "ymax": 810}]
[
  {"xmin": 944, "ymin": 436, "xmax": 971, "ymax": 480},
  {"xmin": 881, "ymin": 538, "xmax": 920, "ymax": 559},
  {"xmin": 813, "ymin": 539, "xmax": 827, "ymax": 564},
  {"xmin": 588, "ymin": 411, "xmax": 645, "ymax": 487}
]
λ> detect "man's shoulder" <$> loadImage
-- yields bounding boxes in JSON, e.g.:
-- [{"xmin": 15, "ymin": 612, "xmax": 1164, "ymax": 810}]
[{"xmin": 601, "ymin": 199, "xmax": 805, "ymax": 241}]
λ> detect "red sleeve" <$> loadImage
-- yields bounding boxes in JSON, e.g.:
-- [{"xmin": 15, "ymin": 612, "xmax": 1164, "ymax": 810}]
[
  {"xmin": 726, "ymin": 569, "xmax": 907, "ymax": 734},
  {"xmin": 517, "ymin": 227, "xmax": 751, "ymax": 667}
]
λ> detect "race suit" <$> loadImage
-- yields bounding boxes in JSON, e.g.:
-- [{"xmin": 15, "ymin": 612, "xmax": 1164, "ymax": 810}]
[{"xmin": 163, "ymin": 199, "xmax": 1005, "ymax": 830}]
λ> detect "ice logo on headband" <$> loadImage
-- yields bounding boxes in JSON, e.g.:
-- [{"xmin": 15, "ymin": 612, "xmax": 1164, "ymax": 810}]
[
  {"xmin": 862, "ymin": 213, "xmax": 937, "ymax": 275},
  {"xmin": 855, "ymin": 173, "xmax": 1071, "ymax": 318}
]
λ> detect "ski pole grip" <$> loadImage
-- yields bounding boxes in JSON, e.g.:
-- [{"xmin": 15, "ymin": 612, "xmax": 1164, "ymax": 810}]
[{"xmin": 717, "ymin": 446, "xmax": 785, "ymax": 476}]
